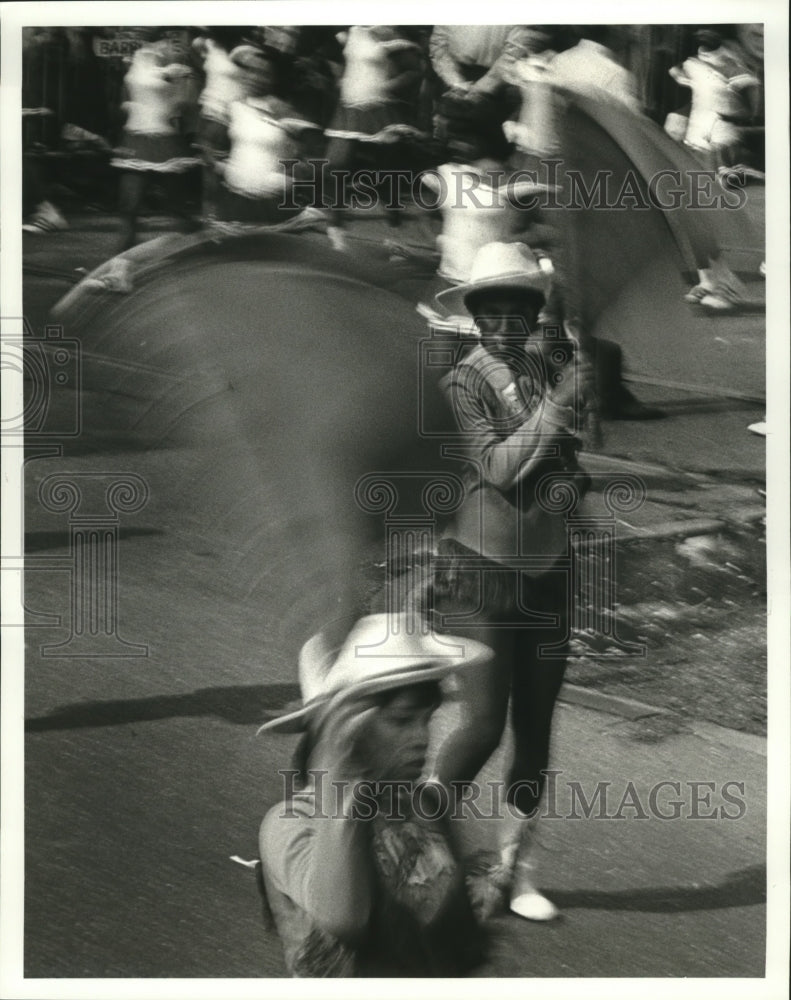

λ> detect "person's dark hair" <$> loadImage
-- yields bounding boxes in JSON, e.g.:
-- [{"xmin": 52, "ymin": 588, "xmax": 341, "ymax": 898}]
[
  {"xmin": 440, "ymin": 92, "xmax": 513, "ymax": 163},
  {"xmin": 693, "ymin": 28, "xmax": 724, "ymax": 51},
  {"xmin": 576, "ymin": 25, "xmax": 610, "ymax": 45},
  {"xmin": 229, "ymin": 43, "xmax": 292, "ymax": 98},
  {"xmin": 206, "ymin": 26, "xmax": 254, "ymax": 52},
  {"xmin": 464, "ymin": 287, "xmax": 545, "ymax": 321},
  {"xmin": 288, "ymin": 680, "xmax": 442, "ymax": 790},
  {"xmin": 575, "ymin": 24, "xmax": 631, "ymax": 55}
]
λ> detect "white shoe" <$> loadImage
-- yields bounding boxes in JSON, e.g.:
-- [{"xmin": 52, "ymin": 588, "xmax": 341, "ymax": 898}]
[
  {"xmin": 698, "ymin": 259, "xmax": 749, "ymax": 312},
  {"xmin": 699, "ymin": 278, "xmax": 749, "ymax": 312},
  {"xmin": 747, "ymin": 421, "xmax": 767, "ymax": 436},
  {"xmin": 22, "ymin": 201, "xmax": 67, "ymax": 233},
  {"xmin": 683, "ymin": 283, "xmax": 712, "ymax": 304},
  {"xmin": 497, "ymin": 808, "xmax": 561, "ymax": 922},
  {"xmin": 509, "ymin": 862, "xmax": 559, "ymax": 921},
  {"xmin": 699, "ymin": 291, "xmax": 740, "ymax": 312}
]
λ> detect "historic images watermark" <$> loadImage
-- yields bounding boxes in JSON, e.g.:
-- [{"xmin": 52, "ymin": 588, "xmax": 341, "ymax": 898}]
[
  {"xmin": 279, "ymin": 158, "xmax": 749, "ymax": 214},
  {"xmin": 277, "ymin": 770, "xmax": 748, "ymax": 822},
  {"xmin": 1, "ymin": 317, "xmax": 149, "ymax": 655}
]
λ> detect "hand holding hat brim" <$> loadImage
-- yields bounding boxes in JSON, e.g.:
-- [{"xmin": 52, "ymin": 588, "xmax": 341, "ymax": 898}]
[{"xmin": 257, "ymin": 615, "xmax": 493, "ymax": 735}]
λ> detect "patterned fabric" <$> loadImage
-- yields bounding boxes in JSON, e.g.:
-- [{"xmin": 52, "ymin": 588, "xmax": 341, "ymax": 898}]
[
  {"xmin": 260, "ymin": 791, "xmax": 485, "ymax": 977},
  {"xmin": 370, "ymin": 815, "xmax": 457, "ymax": 923},
  {"xmin": 292, "ymin": 925, "xmax": 356, "ymax": 977}
]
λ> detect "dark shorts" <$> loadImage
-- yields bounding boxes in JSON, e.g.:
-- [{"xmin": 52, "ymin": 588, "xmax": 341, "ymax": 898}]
[
  {"xmin": 216, "ymin": 184, "xmax": 303, "ymax": 225},
  {"xmin": 197, "ymin": 116, "xmax": 231, "ymax": 161}
]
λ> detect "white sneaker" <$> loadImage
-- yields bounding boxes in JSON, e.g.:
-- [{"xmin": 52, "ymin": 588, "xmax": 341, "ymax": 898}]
[
  {"xmin": 699, "ymin": 278, "xmax": 748, "ymax": 312},
  {"xmin": 747, "ymin": 421, "xmax": 767, "ymax": 436},
  {"xmin": 699, "ymin": 292, "xmax": 740, "ymax": 312},
  {"xmin": 510, "ymin": 864, "xmax": 559, "ymax": 921},
  {"xmin": 22, "ymin": 201, "xmax": 67, "ymax": 233},
  {"xmin": 683, "ymin": 283, "xmax": 712, "ymax": 304}
]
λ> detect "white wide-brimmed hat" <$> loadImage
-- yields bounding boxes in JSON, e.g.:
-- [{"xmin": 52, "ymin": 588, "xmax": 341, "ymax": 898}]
[
  {"xmin": 257, "ymin": 613, "xmax": 492, "ymax": 734},
  {"xmin": 434, "ymin": 241, "xmax": 553, "ymax": 317}
]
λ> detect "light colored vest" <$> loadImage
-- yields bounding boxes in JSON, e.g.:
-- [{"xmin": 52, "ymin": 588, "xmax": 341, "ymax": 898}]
[
  {"xmin": 224, "ymin": 100, "xmax": 312, "ymax": 198},
  {"xmin": 340, "ymin": 26, "xmax": 418, "ymax": 107},
  {"xmin": 199, "ymin": 40, "xmax": 255, "ymax": 125},
  {"xmin": 426, "ymin": 163, "xmax": 539, "ymax": 283},
  {"xmin": 123, "ymin": 50, "xmax": 183, "ymax": 134},
  {"xmin": 673, "ymin": 54, "xmax": 758, "ymax": 150}
]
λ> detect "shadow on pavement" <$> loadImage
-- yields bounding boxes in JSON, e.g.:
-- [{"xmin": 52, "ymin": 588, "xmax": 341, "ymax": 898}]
[
  {"xmin": 631, "ymin": 397, "xmax": 761, "ymax": 416},
  {"xmin": 547, "ymin": 863, "xmax": 765, "ymax": 912},
  {"xmin": 25, "ymin": 682, "xmax": 301, "ymax": 731},
  {"xmin": 25, "ymin": 527, "xmax": 163, "ymax": 552}
]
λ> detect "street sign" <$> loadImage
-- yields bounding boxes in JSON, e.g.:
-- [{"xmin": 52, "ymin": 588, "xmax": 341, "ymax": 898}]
[{"xmin": 92, "ymin": 32, "xmax": 146, "ymax": 59}]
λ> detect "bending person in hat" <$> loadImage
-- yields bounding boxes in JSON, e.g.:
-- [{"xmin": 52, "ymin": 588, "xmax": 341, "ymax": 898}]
[
  {"xmin": 258, "ymin": 613, "xmax": 493, "ymax": 977},
  {"xmin": 429, "ymin": 241, "xmax": 591, "ymax": 923}
]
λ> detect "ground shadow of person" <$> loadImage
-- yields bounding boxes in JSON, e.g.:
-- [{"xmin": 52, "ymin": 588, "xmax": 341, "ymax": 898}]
[
  {"xmin": 25, "ymin": 682, "xmax": 301, "ymax": 731},
  {"xmin": 545, "ymin": 863, "xmax": 765, "ymax": 912}
]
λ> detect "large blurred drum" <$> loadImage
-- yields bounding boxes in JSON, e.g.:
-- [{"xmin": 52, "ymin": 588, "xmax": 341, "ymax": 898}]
[{"xmin": 47, "ymin": 230, "xmax": 457, "ymax": 654}]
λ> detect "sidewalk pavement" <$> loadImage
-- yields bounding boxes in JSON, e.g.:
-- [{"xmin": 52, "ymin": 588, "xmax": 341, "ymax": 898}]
[{"xmin": 441, "ymin": 694, "xmax": 767, "ymax": 978}]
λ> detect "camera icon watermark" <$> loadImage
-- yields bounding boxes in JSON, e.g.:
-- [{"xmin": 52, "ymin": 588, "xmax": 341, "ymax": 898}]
[
  {"xmin": 1, "ymin": 318, "xmax": 81, "ymax": 440},
  {"xmin": 3, "ymin": 317, "xmax": 148, "ymax": 655}
]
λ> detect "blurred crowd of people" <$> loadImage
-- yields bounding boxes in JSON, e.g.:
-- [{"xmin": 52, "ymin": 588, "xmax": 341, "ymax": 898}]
[{"xmin": 23, "ymin": 24, "xmax": 764, "ymax": 244}]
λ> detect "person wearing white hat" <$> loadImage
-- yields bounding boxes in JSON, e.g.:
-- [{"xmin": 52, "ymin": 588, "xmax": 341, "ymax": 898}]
[
  {"xmin": 257, "ymin": 612, "xmax": 493, "ymax": 977},
  {"xmin": 429, "ymin": 241, "xmax": 590, "ymax": 924}
]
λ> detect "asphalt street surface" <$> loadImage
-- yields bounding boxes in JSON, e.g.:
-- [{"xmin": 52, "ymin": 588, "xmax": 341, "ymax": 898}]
[{"xmin": 12, "ymin": 184, "xmax": 769, "ymax": 982}]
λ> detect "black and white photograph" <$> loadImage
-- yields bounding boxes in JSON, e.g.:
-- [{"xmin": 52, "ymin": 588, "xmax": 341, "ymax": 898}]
[{"xmin": 1, "ymin": 1, "xmax": 789, "ymax": 994}]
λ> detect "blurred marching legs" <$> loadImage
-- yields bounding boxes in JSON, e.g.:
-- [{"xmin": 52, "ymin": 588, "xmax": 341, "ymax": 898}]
[{"xmin": 498, "ymin": 808, "xmax": 559, "ymax": 921}]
